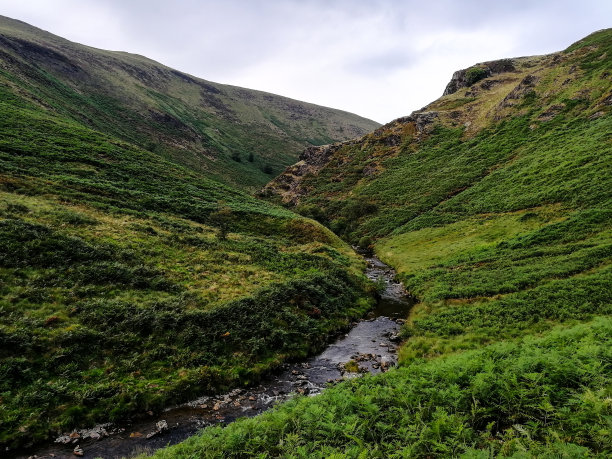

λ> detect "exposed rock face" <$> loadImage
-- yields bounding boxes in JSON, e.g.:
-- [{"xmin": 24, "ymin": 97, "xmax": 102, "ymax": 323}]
[
  {"xmin": 260, "ymin": 142, "xmax": 349, "ymax": 205},
  {"xmin": 443, "ymin": 59, "xmax": 516, "ymax": 95},
  {"xmin": 261, "ymin": 111, "xmax": 439, "ymax": 205},
  {"xmin": 500, "ymin": 74, "xmax": 539, "ymax": 108}
]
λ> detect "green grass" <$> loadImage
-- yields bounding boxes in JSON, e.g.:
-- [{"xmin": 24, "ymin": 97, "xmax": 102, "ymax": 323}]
[
  {"xmin": 0, "ymin": 89, "xmax": 372, "ymax": 448},
  {"xmin": 2, "ymin": 19, "xmax": 611, "ymax": 458},
  {"xmin": 0, "ymin": 15, "xmax": 379, "ymax": 191},
  {"xmin": 143, "ymin": 318, "xmax": 611, "ymax": 458},
  {"xmin": 219, "ymin": 29, "xmax": 611, "ymax": 458},
  {"xmin": 0, "ymin": 15, "xmax": 378, "ymax": 448}
]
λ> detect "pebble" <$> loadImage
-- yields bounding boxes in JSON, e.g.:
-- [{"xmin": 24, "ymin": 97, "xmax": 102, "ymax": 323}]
[
  {"xmin": 156, "ymin": 420, "xmax": 168, "ymax": 432},
  {"xmin": 73, "ymin": 445, "xmax": 84, "ymax": 457}
]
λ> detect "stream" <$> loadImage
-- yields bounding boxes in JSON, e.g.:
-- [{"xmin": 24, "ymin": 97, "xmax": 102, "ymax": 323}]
[{"xmin": 15, "ymin": 256, "xmax": 414, "ymax": 459}]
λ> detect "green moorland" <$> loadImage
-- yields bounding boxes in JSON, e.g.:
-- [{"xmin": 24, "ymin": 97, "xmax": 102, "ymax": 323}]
[
  {"xmin": 0, "ymin": 85, "xmax": 372, "ymax": 448},
  {"xmin": 145, "ymin": 318, "xmax": 611, "ymax": 458},
  {"xmin": 149, "ymin": 31, "xmax": 612, "ymax": 456},
  {"xmin": 0, "ymin": 15, "xmax": 379, "ymax": 191}
]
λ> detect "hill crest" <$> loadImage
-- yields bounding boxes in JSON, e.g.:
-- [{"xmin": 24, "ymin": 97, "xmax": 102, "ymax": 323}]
[{"xmin": 0, "ymin": 15, "xmax": 380, "ymax": 190}]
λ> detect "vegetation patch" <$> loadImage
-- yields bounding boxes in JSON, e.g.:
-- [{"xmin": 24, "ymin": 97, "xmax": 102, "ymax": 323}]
[
  {"xmin": 0, "ymin": 94, "xmax": 371, "ymax": 448},
  {"xmin": 143, "ymin": 319, "xmax": 612, "ymax": 458},
  {"xmin": 244, "ymin": 29, "xmax": 612, "ymax": 458}
]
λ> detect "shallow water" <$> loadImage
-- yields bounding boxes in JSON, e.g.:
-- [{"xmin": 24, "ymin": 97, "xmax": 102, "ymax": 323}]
[{"xmin": 13, "ymin": 255, "xmax": 414, "ymax": 459}]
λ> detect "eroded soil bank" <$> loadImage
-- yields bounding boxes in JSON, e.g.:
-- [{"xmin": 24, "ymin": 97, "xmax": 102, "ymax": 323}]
[{"xmin": 14, "ymin": 256, "xmax": 414, "ymax": 459}]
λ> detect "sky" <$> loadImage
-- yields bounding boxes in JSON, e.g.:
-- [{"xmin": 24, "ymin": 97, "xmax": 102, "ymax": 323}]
[{"xmin": 0, "ymin": 1, "xmax": 610, "ymax": 123}]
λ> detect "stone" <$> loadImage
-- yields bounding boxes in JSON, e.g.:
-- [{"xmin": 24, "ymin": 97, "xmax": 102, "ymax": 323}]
[
  {"xmin": 156, "ymin": 420, "xmax": 168, "ymax": 432},
  {"xmin": 73, "ymin": 446, "xmax": 84, "ymax": 457}
]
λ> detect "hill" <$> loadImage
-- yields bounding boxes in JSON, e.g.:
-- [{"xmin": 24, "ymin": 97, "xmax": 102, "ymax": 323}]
[
  {"xmin": 0, "ymin": 83, "xmax": 373, "ymax": 449},
  {"xmin": 0, "ymin": 15, "xmax": 379, "ymax": 190},
  {"xmin": 0, "ymin": 17, "xmax": 377, "ymax": 450},
  {"xmin": 157, "ymin": 29, "xmax": 612, "ymax": 457}
]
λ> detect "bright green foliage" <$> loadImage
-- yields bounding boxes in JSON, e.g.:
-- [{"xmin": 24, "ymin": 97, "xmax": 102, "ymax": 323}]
[
  {"xmin": 144, "ymin": 319, "xmax": 612, "ymax": 458},
  {"xmin": 2, "ymin": 17, "xmax": 612, "ymax": 458},
  {"xmin": 287, "ymin": 30, "xmax": 612, "ymax": 242},
  {"xmin": 209, "ymin": 29, "xmax": 611, "ymax": 458},
  {"xmin": 0, "ymin": 53, "xmax": 371, "ymax": 448},
  {"xmin": 275, "ymin": 32, "xmax": 612, "ymax": 368}
]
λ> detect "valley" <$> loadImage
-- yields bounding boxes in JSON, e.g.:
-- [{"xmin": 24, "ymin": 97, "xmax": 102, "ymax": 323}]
[
  {"xmin": 0, "ymin": 14, "xmax": 610, "ymax": 459},
  {"xmin": 13, "ymin": 256, "xmax": 412, "ymax": 459}
]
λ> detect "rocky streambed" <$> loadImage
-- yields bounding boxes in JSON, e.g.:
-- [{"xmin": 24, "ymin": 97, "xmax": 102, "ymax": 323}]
[{"xmin": 15, "ymin": 256, "xmax": 414, "ymax": 459}]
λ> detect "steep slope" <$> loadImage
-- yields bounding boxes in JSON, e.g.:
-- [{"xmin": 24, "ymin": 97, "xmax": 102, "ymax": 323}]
[
  {"xmin": 0, "ymin": 16, "xmax": 379, "ymax": 190},
  {"xmin": 155, "ymin": 30, "xmax": 612, "ymax": 456},
  {"xmin": 0, "ymin": 45, "xmax": 372, "ymax": 450},
  {"xmin": 265, "ymin": 25, "xmax": 612, "ymax": 374}
]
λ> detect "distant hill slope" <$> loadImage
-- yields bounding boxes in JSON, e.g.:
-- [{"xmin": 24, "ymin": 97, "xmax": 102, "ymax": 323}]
[
  {"xmin": 0, "ymin": 16, "xmax": 379, "ymax": 190},
  {"xmin": 264, "ymin": 29, "xmax": 611, "ymax": 242}
]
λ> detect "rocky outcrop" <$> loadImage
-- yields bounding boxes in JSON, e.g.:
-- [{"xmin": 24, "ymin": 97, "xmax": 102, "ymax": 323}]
[
  {"xmin": 443, "ymin": 59, "xmax": 516, "ymax": 95},
  {"xmin": 261, "ymin": 110, "xmax": 440, "ymax": 205},
  {"xmin": 260, "ymin": 142, "xmax": 350, "ymax": 205},
  {"xmin": 499, "ymin": 74, "xmax": 539, "ymax": 108}
]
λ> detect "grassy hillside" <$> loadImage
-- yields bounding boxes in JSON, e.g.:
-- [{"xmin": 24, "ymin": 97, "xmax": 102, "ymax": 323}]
[
  {"xmin": 0, "ymin": 76, "xmax": 372, "ymax": 449},
  {"xmin": 0, "ymin": 15, "xmax": 379, "ymax": 190},
  {"xmin": 145, "ymin": 318, "xmax": 611, "ymax": 458},
  {"xmin": 158, "ymin": 30, "xmax": 612, "ymax": 456}
]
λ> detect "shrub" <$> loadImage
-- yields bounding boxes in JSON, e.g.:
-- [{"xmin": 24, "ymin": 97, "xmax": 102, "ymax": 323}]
[{"xmin": 465, "ymin": 66, "xmax": 489, "ymax": 86}]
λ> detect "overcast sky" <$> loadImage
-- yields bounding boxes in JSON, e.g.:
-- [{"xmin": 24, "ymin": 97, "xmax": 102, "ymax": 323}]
[{"xmin": 1, "ymin": 0, "xmax": 610, "ymax": 123}]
